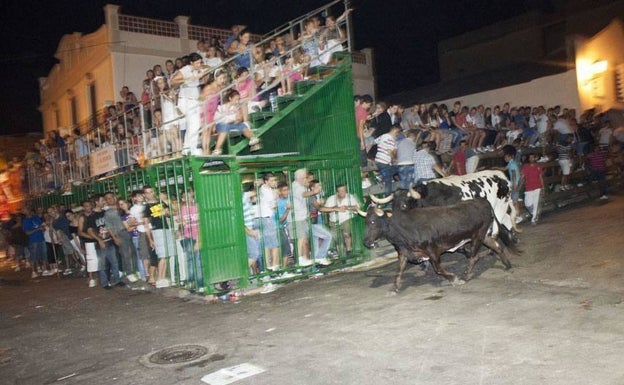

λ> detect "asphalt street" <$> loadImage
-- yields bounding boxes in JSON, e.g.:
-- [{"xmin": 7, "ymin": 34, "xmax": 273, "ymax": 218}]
[{"xmin": 1, "ymin": 192, "xmax": 623, "ymax": 385}]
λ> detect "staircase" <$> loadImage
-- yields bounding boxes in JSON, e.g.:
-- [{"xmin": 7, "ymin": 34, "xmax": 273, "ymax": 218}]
[{"xmin": 208, "ymin": 0, "xmax": 356, "ymax": 158}]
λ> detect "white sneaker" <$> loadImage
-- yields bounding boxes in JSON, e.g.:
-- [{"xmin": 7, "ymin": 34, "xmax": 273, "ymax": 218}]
[
  {"xmin": 126, "ymin": 273, "xmax": 138, "ymax": 283},
  {"xmin": 63, "ymin": 269, "xmax": 73, "ymax": 276},
  {"xmin": 600, "ymin": 195, "xmax": 609, "ymax": 200},
  {"xmin": 299, "ymin": 258, "xmax": 313, "ymax": 267},
  {"xmin": 41, "ymin": 270, "xmax": 53, "ymax": 277},
  {"xmin": 88, "ymin": 279, "xmax": 97, "ymax": 288},
  {"xmin": 155, "ymin": 279, "xmax": 170, "ymax": 288},
  {"xmin": 362, "ymin": 178, "xmax": 372, "ymax": 189},
  {"xmin": 249, "ymin": 137, "xmax": 260, "ymax": 146},
  {"xmin": 31, "ymin": 271, "xmax": 39, "ymax": 279},
  {"xmin": 515, "ymin": 216, "xmax": 524, "ymax": 224},
  {"xmin": 315, "ymin": 258, "xmax": 332, "ymax": 266}
]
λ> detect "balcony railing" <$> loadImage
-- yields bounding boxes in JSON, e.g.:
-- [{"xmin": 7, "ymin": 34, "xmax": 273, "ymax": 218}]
[{"xmin": 118, "ymin": 14, "xmax": 180, "ymax": 37}]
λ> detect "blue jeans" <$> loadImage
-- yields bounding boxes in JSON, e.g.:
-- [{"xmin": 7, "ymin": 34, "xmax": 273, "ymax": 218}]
[
  {"xmin": 181, "ymin": 238, "xmax": 203, "ymax": 289},
  {"xmin": 246, "ymin": 219, "xmax": 264, "ymax": 272},
  {"xmin": 311, "ymin": 224, "xmax": 332, "ymax": 259},
  {"xmin": 375, "ymin": 162, "xmax": 397, "ymax": 196},
  {"xmin": 398, "ymin": 165, "xmax": 414, "ymax": 189},
  {"xmin": 131, "ymin": 236, "xmax": 146, "ymax": 280},
  {"xmin": 97, "ymin": 243, "xmax": 120, "ymax": 287}
]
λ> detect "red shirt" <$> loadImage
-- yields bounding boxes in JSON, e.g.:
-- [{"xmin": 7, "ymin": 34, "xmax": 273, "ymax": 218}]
[
  {"xmin": 355, "ymin": 106, "xmax": 369, "ymax": 137},
  {"xmin": 452, "ymin": 149, "xmax": 466, "ymax": 175},
  {"xmin": 587, "ymin": 149, "xmax": 607, "ymax": 172},
  {"xmin": 521, "ymin": 163, "xmax": 543, "ymax": 191}
]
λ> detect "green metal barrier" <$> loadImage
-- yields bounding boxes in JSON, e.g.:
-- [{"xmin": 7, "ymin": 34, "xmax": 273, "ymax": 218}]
[{"xmin": 25, "ymin": 54, "xmax": 368, "ymax": 294}]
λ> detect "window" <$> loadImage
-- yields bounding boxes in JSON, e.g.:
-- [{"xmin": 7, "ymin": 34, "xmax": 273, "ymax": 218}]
[
  {"xmin": 88, "ymin": 83, "xmax": 97, "ymax": 128},
  {"xmin": 69, "ymin": 96, "xmax": 78, "ymax": 126}
]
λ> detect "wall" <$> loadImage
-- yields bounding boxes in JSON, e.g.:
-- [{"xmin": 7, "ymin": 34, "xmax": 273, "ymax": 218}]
[
  {"xmin": 439, "ymin": 26, "xmax": 544, "ymax": 81},
  {"xmin": 352, "ymin": 48, "xmax": 376, "ymax": 98},
  {"xmin": 432, "ymin": 70, "xmax": 581, "ymax": 111},
  {"xmin": 575, "ymin": 19, "xmax": 624, "ymax": 112}
]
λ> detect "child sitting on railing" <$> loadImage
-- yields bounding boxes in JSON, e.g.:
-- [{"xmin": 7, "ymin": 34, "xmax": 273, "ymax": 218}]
[{"xmin": 212, "ymin": 89, "xmax": 260, "ymax": 155}]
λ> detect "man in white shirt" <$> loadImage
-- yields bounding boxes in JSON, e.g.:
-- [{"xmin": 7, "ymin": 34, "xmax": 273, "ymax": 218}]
[
  {"xmin": 291, "ymin": 168, "xmax": 321, "ymax": 266},
  {"xmin": 374, "ymin": 125, "xmax": 400, "ymax": 195},
  {"xmin": 324, "ymin": 184, "xmax": 361, "ymax": 256},
  {"xmin": 258, "ymin": 173, "xmax": 280, "ymax": 271}
]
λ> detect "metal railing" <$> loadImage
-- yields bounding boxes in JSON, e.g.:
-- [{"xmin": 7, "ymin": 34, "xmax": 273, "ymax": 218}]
[{"xmin": 118, "ymin": 14, "xmax": 180, "ymax": 37}]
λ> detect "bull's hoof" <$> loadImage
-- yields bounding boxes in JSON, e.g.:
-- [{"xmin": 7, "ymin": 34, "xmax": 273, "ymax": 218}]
[
  {"xmin": 386, "ymin": 290, "xmax": 398, "ymax": 297},
  {"xmin": 451, "ymin": 278, "xmax": 466, "ymax": 286},
  {"xmin": 464, "ymin": 272, "xmax": 474, "ymax": 281}
]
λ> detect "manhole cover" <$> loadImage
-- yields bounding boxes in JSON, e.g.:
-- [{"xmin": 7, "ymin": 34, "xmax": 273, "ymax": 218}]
[{"xmin": 148, "ymin": 344, "xmax": 209, "ymax": 365}]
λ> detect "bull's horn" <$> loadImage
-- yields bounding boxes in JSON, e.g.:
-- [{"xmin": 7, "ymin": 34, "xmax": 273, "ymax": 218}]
[
  {"xmin": 370, "ymin": 194, "xmax": 394, "ymax": 204},
  {"xmin": 374, "ymin": 207, "xmax": 385, "ymax": 216},
  {"xmin": 357, "ymin": 208, "xmax": 368, "ymax": 217},
  {"xmin": 408, "ymin": 185, "xmax": 421, "ymax": 199}
]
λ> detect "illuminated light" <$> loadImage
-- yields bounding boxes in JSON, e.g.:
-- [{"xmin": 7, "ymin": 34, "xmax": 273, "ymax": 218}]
[
  {"xmin": 591, "ymin": 60, "xmax": 608, "ymax": 74},
  {"xmin": 577, "ymin": 58, "xmax": 593, "ymax": 82}
]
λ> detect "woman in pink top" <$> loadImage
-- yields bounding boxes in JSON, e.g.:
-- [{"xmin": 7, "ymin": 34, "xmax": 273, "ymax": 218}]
[
  {"xmin": 180, "ymin": 190, "xmax": 203, "ymax": 292},
  {"xmin": 200, "ymin": 70, "xmax": 228, "ymax": 154}
]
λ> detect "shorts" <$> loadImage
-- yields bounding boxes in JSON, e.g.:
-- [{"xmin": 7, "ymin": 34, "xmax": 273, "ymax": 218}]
[
  {"xmin": 558, "ymin": 159, "xmax": 571, "ymax": 175},
  {"xmin": 152, "ymin": 229, "xmax": 176, "ymax": 259},
  {"xmin": 216, "ymin": 122, "xmax": 249, "ymax": 134},
  {"xmin": 261, "ymin": 217, "xmax": 279, "ymax": 249},
  {"xmin": 137, "ymin": 232, "xmax": 151, "ymax": 260},
  {"xmin": 27, "ymin": 241, "xmax": 46, "ymax": 264},
  {"xmin": 85, "ymin": 242, "xmax": 99, "ymax": 272},
  {"xmin": 293, "ymin": 219, "xmax": 309, "ymax": 240},
  {"xmin": 46, "ymin": 242, "xmax": 63, "ymax": 264}
]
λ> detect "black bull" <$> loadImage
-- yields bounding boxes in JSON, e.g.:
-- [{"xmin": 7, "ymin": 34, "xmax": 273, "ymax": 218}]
[{"xmin": 363, "ymin": 198, "xmax": 513, "ymax": 293}]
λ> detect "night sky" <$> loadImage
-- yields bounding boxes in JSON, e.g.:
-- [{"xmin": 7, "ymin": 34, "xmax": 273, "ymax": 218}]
[{"xmin": 0, "ymin": 0, "xmax": 551, "ymax": 135}]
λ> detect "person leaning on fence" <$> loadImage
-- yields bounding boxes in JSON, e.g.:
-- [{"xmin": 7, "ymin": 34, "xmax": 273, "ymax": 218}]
[
  {"xmin": 143, "ymin": 187, "xmax": 175, "ymax": 288},
  {"xmin": 86, "ymin": 194, "xmax": 122, "ymax": 289},
  {"xmin": 22, "ymin": 206, "xmax": 47, "ymax": 279},
  {"xmin": 276, "ymin": 182, "xmax": 294, "ymax": 267},
  {"xmin": 104, "ymin": 192, "xmax": 136, "ymax": 281},
  {"xmin": 180, "ymin": 189, "xmax": 204, "ymax": 291},
  {"xmin": 258, "ymin": 173, "xmax": 281, "ymax": 271},
  {"xmin": 129, "ymin": 190, "xmax": 149, "ymax": 282},
  {"xmin": 324, "ymin": 184, "xmax": 361, "ymax": 256},
  {"xmin": 170, "ymin": 52, "xmax": 207, "ymax": 156},
  {"xmin": 243, "ymin": 189, "xmax": 262, "ymax": 274},
  {"xmin": 42, "ymin": 212, "xmax": 62, "ymax": 276},
  {"xmin": 307, "ymin": 179, "xmax": 334, "ymax": 265},
  {"xmin": 77, "ymin": 201, "xmax": 99, "ymax": 287}
]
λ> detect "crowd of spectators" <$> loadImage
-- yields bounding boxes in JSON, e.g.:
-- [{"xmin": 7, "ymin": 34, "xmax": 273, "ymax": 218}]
[
  {"xmin": 25, "ymin": 10, "xmax": 352, "ymax": 195},
  {"xmin": 3, "ymin": 165, "xmax": 365, "ymax": 292},
  {"xmin": 3, "ymin": 187, "xmax": 204, "ymax": 291},
  {"xmin": 355, "ymin": 96, "xmax": 624, "ymax": 199}
]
